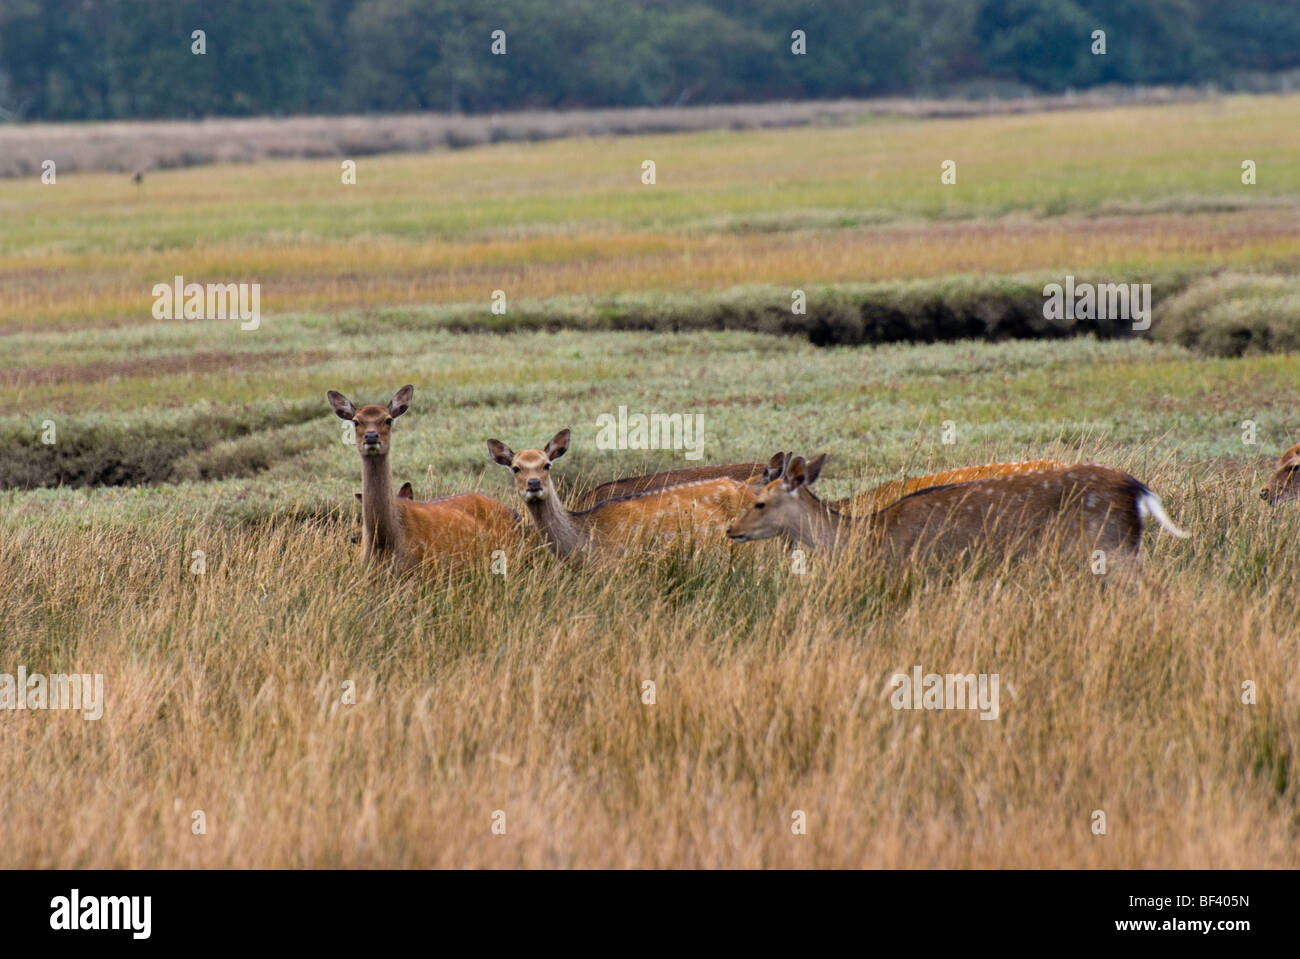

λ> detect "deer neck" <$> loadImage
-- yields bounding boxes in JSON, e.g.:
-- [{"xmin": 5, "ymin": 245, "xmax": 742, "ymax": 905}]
[
  {"xmin": 524, "ymin": 485, "xmax": 589, "ymax": 557},
  {"xmin": 360, "ymin": 451, "xmax": 404, "ymax": 557},
  {"xmin": 795, "ymin": 489, "xmax": 850, "ymax": 552}
]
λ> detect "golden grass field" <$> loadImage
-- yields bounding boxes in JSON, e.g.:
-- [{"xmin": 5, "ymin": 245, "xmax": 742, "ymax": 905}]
[{"xmin": 1, "ymin": 93, "xmax": 1298, "ymax": 867}]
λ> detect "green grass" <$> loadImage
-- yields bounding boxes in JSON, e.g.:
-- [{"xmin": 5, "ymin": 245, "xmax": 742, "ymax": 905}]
[
  {"xmin": 1155, "ymin": 272, "xmax": 1300, "ymax": 356},
  {"xmin": 4, "ymin": 331, "xmax": 1297, "ymax": 529},
  {"xmin": 2, "ymin": 93, "xmax": 1298, "ymax": 330},
  {"xmin": 6, "ymin": 95, "xmax": 1300, "ymax": 255}
]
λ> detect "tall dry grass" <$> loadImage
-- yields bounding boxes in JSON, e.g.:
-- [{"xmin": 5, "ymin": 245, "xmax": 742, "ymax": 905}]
[{"xmin": 2, "ymin": 455, "xmax": 1296, "ymax": 868}]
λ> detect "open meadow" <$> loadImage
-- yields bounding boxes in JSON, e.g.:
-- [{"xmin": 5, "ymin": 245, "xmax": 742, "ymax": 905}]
[{"xmin": 1, "ymin": 93, "xmax": 1298, "ymax": 868}]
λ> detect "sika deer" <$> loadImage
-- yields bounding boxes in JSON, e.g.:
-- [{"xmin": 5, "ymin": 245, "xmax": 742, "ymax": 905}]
[
  {"xmin": 580, "ymin": 454, "xmax": 1066, "ymax": 514},
  {"xmin": 572, "ymin": 458, "xmax": 776, "ymax": 510},
  {"xmin": 328, "ymin": 385, "xmax": 518, "ymax": 569},
  {"xmin": 831, "ymin": 458, "xmax": 1069, "ymax": 514},
  {"xmin": 727, "ymin": 453, "xmax": 1188, "ymax": 562},
  {"xmin": 488, "ymin": 429, "xmax": 756, "ymax": 557}
]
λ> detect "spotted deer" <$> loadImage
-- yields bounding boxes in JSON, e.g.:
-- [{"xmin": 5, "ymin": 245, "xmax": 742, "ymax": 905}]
[
  {"xmin": 328, "ymin": 385, "xmax": 519, "ymax": 569},
  {"xmin": 832, "ymin": 458, "xmax": 1070, "ymax": 514},
  {"xmin": 573, "ymin": 454, "xmax": 1065, "ymax": 514},
  {"xmin": 1260, "ymin": 444, "xmax": 1300, "ymax": 506},
  {"xmin": 488, "ymin": 429, "xmax": 757, "ymax": 557},
  {"xmin": 572, "ymin": 460, "xmax": 773, "ymax": 510},
  {"xmin": 727, "ymin": 453, "xmax": 1188, "ymax": 560}
]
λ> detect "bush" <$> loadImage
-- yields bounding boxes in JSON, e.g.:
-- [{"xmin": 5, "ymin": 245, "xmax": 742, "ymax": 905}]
[
  {"xmin": 392, "ymin": 271, "xmax": 1198, "ymax": 347},
  {"xmin": 0, "ymin": 401, "xmax": 322, "ymax": 490},
  {"xmin": 1152, "ymin": 273, "xmax": 1300, "ymax": 357}
]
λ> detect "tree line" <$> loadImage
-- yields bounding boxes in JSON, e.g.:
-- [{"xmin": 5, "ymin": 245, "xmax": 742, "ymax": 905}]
[{"xmin": 1, "ymin": 0, "xmax": 1296, "ymax": 121}]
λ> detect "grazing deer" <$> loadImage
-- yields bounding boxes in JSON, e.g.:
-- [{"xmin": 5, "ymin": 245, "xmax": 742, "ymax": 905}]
[
  {"xmin": 727, "ymin": 453, "xmax": 1188, "ymax": 560},
  {"xmin": 328, "ymin": 385, "xmax": 518, "ymax": 569},
  {"xmin": 488, "ymin": 429, "xmax": 757, "ymax": 557},
  {"xmin": 1260, "ymin": 444, "xmax": 1300, "ymax": 506}
]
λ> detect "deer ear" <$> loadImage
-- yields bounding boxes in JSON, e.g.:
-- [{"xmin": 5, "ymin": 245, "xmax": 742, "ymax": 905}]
[
  {"xmin": 545, "ymin": 428, "xmax": 570, "ymax": 461},
  {"xmin": 784, "ymin": 456, "xmax": 807, "ymax": 490},
  {"xmin": 327, "ymin": 390, "xmax": 356, "ymax": 420},
  {"xmin": 388, "ymin": 385, "xmax": 414, "ymax": 418},
  {"xmin": 1280, "ymin": 445, "xmax": 1300, "ymax": 468},
  {"xmin": 487, "ymin": 439, "xmax": 515, "ymax": 467},
  {"xmin": 765, "ymin": 451, "xmax": 789, "ymax": 482},
  {"xmin": 803, "ymin": 453, "xmax": 827, "ymax": 487},
  {"xmin": 398, "ymin": 482, "xmax": 414, "ymax": 500}
]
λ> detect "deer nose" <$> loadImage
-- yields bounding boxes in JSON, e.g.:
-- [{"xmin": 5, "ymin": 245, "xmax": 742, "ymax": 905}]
[
  {"xmin": 1261, "ymin": 487, "xmax": 1271, "ymax": 501},
  {"xmin": 364, "ymin": 431, "xmax": 379, "ymax": 444},
  {"xmin": 526, "ymin": 478, "xmax": 542, "ymax": 491}
]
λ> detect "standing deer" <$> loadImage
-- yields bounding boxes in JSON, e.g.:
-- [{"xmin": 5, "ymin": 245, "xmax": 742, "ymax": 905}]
[
  {"xmin": 727, "ymin": 453, "xmax": 1188, "ymax": 561},
  {"xmin": 328, "ymin": 385, "xmax": 518, "ymax": 569},
  {"xmin": 1260, "ymin": 444, "xmax": 1300, "ymax": 506},
  {"xmin": 488, "ymin": 429, "xmax": 757, "ymax": 557}
]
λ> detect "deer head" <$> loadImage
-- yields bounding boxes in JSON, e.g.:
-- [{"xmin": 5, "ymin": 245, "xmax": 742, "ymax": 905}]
[
  {"xmin": 487, "ymin": 429, "xmax": 570, "ymax": 503},
  {"xmin": 727, "ymin": 453, "xmax": 827, "ymax": 543},
  {"xmin": 328, "ymin": 385, "xmax": 413, "ymax": 458},
  {"xmin": 1261, "ymin": 444, "xmax": 1300, "ymax": 506}
]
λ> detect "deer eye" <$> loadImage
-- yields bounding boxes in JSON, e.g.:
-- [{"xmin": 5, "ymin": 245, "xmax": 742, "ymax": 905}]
[
  {"xmin": 385, "ymin": 418, "xmax": 393, "ymax": 426},
  {"xmin": 543, "ymin": 463, "xmax": 550, "ymax": 470},
  {"xmin": 512, "ymin": 466, "xmax": 520, "ymax": 473},
  {"xmin": 754, "ymin": 502, "xmax": 765, "ymax": 509}
]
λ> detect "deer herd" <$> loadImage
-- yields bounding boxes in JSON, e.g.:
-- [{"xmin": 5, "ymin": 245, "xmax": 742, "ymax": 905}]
[{"xmin": 328, "ymin": 384, "xmax": 1295, "ymax": 577}]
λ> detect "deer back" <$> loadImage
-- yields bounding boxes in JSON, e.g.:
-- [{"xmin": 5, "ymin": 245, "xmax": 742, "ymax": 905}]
[
  {"xmin": 869, "ymin": 466, "xmax": 1147, "ymax": 556},
  {"xmin": 396, "ymin": 494, "xmax": 520, "ymax": 566},
  {"xmin": 573, "ymin": 462, "xmax": 767, "ymax": 511},
  {"xmin": 583, "ymin": 476, "xmax": 757, "ymax": 544},
  {"xmin": 832, "ymin": 458, "xmax": 1069, "ymax": 514}
]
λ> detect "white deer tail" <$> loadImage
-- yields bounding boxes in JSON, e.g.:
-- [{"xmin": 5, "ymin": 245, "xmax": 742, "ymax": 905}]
[{"xmin": 1137, "ymin": 487, "xmax": 1189, "ymax": 538}]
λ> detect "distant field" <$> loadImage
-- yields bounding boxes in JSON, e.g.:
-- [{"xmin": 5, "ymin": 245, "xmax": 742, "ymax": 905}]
[
  {"xmin": 0, "ymin": 87, "xmax": 1209, "ymax": 179},
  {"xmin": 2, "ymin": 94, "xmax": 1299, "ymax": 331},
  {"xmin": 2, "ymin": 94, "xmax": 1298, "ymax": 868}
]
